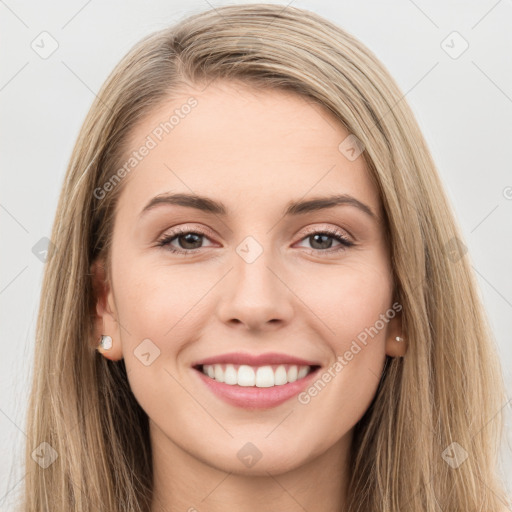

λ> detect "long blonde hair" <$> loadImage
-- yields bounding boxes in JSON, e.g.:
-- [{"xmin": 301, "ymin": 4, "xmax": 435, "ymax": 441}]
[{"xmin": 18, "ymin": 4, "xmax": 509, "ymax": 511}]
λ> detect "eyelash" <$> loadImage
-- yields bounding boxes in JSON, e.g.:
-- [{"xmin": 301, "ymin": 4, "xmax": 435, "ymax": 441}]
[{"xmin": 155, "ymin": 225, "xmax": 355, "ymax": 257}]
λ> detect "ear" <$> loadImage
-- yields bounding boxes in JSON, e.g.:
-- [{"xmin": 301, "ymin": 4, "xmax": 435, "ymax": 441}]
[
  {"xmin": 384, "ymin": 308, "xmax": 407, "ymax": 358},
  {"xmin": 90, "ymin": 258, "xmax": 123, "ymax": 361}
]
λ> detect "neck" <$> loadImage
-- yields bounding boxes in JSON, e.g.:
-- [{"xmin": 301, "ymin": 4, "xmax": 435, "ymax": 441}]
[{"xmin": 149, "ymin": 421, "xmax": 352, "ymax": 512}]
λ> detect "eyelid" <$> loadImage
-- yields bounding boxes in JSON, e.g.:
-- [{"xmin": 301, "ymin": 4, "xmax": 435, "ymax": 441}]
[
  {"xmin": 299, "ymin": 224, "xmax": 352, "ymax": 240},
  {"xmin": 158, "ymin": 223, "xmax": 352, "ymax": 243},
  {"xmin": 159, "ymin": 223, "xmax": 216, "ymax": 239}
]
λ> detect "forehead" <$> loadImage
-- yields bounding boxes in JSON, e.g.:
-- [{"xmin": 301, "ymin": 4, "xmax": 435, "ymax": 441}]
[{"xmin": 115, "ymin": 81, "xmax": 380, "ymax": 220}]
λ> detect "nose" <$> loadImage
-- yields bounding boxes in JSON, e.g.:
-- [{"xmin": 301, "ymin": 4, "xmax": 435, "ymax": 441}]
[{"xmin": 216, "ymin": 248, "xmax": 295, "ymax": 331}]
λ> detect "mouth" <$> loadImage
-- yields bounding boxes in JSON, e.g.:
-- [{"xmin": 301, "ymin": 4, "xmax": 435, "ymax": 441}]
[
  {"xmin": 193, "ymin": 363, "xmax": 321, "ymax": 388},
  {"xmin": 192, "ymin": 362, "xmax": 322, "ymax": 409}
]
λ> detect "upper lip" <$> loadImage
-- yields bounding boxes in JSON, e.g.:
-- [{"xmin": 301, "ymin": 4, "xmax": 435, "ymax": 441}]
[{"xmin": 192, "ymin": 352, "xmax": 322, "ymax": 368}]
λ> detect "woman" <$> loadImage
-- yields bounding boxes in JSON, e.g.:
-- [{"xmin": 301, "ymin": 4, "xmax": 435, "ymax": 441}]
[{"xmin": 20, "ymin": 3, "xmax": 510, "ymax": 511}]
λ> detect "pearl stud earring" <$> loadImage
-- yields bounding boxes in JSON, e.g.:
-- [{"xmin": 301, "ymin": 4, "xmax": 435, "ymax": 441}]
[{"xmin": 98, "ymin": 334, "xmax": 112, "ymax": 351}]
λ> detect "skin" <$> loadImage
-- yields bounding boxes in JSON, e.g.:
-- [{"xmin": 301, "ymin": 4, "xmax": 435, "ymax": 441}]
[{"xmin": 91, "ymin": 80, "xmax": 406, "ymax": 512}]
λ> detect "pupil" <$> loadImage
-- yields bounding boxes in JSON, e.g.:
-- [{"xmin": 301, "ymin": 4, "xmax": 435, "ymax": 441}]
[
  {"xmin": 181, "ymin": 233, "xmax": 201, "ymax": 249},
  {"xmin": 312, "ymin": 234, "xmax": 332, "ymax": 249}
]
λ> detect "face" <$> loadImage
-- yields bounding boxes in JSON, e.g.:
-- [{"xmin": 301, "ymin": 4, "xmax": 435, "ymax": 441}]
[{"xmin": 92, "ymin": 80, "xmax": 404, "ymax": 476}]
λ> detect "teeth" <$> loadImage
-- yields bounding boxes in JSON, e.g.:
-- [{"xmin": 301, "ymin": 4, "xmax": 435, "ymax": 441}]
[
  {"xmin": 255, "ymin": 366, "xmax": 274, "ymax": 387},
  {"xmin": 287, "ymin": 365, "xmax": 298, "ymax": 383},
  {"xmin": 224, "ymin": 364, "xmax": 238, "ymax": 385},
  {"xmin": 214, "ymin": 364, "xmax": 224, "ymax": 382},
  {"xmin": 200, "ymin": 364, "xmax": 313, "ymax": 387},
  {"xmin": 297, "ymin": 366, "xmax": 309, "ymax": 379},
  {"xmin": 274, "ymin": 365, "xmax": 287, "ymax": 385},
  {"xmin": 238, "ymin": 365, "xmax": 255, "ymax": 386}
]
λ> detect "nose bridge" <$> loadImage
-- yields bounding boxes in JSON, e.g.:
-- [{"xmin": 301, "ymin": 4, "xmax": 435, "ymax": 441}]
[
  {"xmin": 233, "ymin": 234, "xmax": 280, "ymax": 302},
  {"xmin": 216, "ymin": 234, "xmax": 293, "ymax": 328}
]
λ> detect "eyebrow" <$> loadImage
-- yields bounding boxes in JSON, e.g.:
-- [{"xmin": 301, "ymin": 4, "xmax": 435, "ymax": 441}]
[{"xmin": 139, "ymin": 192, "xmax": 377, "ymax": 220}]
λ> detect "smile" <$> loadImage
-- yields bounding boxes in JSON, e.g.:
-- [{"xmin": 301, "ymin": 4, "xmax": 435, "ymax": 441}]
[
  {"xmin": 198, "ymin": 363, "xmax": 315, "ymax": 387},
  {"xmin": 193, "ymin": 363, "xmax": 321, "ymax": 409}
]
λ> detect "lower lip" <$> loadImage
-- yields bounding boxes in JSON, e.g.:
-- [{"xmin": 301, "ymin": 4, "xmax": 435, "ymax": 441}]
[{"xmin": 193, "ymin": 367, "xmax": 321, "ymax": 409}]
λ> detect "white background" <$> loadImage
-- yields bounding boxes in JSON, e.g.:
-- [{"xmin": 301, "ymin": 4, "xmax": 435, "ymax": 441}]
[{"xmin": 1, "ymin": 0, "xmax": 511, "ymax": 509}]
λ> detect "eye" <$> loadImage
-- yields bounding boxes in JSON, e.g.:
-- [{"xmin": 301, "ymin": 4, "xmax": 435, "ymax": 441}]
[
  {"xmin": 294, "ymin": 227, "xmax": 354, "ymax": 255},
  {"xmin": 156, "ymin": 226, "xmax": 215, "ymax": 255},
  {"xmin": 156, "ymin": 225, "xmax": 355, "ymax": 256}
]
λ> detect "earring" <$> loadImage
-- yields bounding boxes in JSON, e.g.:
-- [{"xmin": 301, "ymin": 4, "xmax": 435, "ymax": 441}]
[
  {"xmin": 98, "ymin": 334, "xmax": 113, "ymax": 351},
  {"xmin": 395, "ymin": 336, "xmax": 404, "ymax": 343}
]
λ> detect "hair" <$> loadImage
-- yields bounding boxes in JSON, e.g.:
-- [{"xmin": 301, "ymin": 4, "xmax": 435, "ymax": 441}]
[{"xmin": 17, "ymin": 3, "xmax": 509, "ymax": 511}]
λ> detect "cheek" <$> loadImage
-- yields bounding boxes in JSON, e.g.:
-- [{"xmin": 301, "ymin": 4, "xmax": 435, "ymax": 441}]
[
  {"xmin": 112, "ymin": 258, "xmax": 200, "ymax": 422},
  {"xmin": 111, "ymin": 256, "xmax": 211, "ymax": 409},
  {"xmin": 114, "ymin": 253, "xmax": 202, "ymax": 336},
  {"xmin": 294, "ymin": 265, "xmax": 392, "ymax": 432},
  {"xmin": 294, "ymin": 256, "xmax": 393, "ymax": 344}
]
